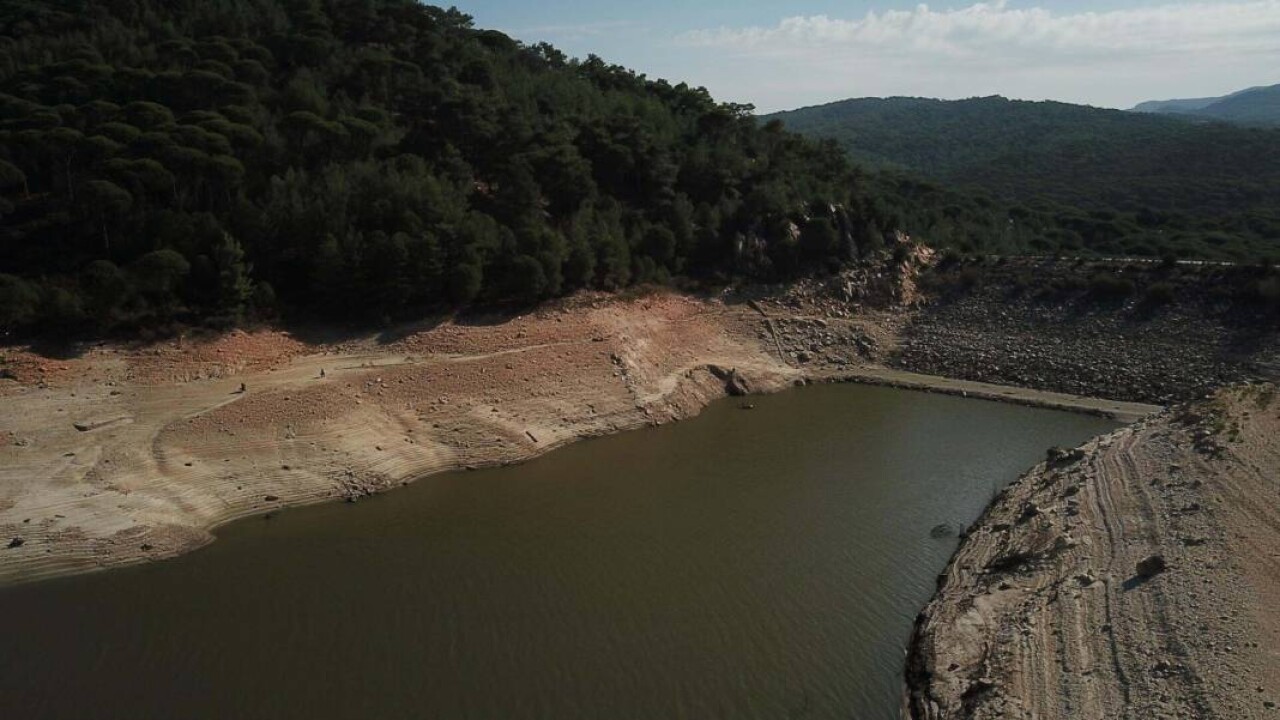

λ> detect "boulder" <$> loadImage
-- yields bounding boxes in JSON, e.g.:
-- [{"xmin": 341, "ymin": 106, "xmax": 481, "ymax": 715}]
[
  {"xmin": 708, "ymin": 365, "xmax": 752, "ymax": 396},
  {"xmin": 1047, "ymin": 446, "xmax": 1086, "ymax": 466},
  {"xmin": 1136, "ymin": 554, "xmax": 1168, "ymax": 578}
]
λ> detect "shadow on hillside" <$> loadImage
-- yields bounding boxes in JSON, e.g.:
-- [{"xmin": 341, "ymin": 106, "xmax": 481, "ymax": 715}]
[
  {"xmin": 23, "ymin": 337, "xmax": 88, "ymax": 361},
  {"xmin": 270, "ymin": 322, "xmax": 385, "ymax": 348},
  {"xmin": 1122, "ymin": 574, "xmax": 1156, "ymax": 592}
]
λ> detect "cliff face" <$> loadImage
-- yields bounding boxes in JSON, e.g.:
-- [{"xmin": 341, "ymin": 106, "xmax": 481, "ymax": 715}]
[{"xmin": 904, "ymin": 385, "xmax": 1280, "ymax": 719}]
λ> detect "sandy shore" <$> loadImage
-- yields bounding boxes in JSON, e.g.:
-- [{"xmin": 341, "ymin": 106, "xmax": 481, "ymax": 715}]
[
  {"xmin": 904, "ymin": 384, "xmax": 1280, "ymax": 718},
  {"xmin": 0, "ymin": 291, "xmax": 1159, "ymax": 585}
]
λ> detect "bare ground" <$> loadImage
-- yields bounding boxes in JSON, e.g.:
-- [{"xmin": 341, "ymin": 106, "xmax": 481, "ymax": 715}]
[{"xmin": 904, "ymin": 384, "xmax": 1280, "ymax": 719}]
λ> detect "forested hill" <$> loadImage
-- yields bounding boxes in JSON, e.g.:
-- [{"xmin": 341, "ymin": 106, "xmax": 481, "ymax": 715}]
[
  {"xmin": 0, "ymin": 0, "xmax": 894, "ymax": 335},
  {"xmin": 1135, "ymin": 84, "xmax": 1280, "ymax": 127},
  {"xmin": 1186, "ymin": 84, "xmax": 1280, "ymax": 126},
  {"xmin": 767, "ymin": 96, "xmax": 1280, "ymax": 260}
]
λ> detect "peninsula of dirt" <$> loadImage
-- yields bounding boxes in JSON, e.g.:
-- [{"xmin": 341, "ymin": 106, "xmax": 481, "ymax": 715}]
[{"xmin": 903, "ymin": 384, "xmax": 1280, "ymax": 719}]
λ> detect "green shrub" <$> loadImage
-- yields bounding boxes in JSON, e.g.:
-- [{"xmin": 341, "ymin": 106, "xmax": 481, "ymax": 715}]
[
  {"xmin": 957, "ymin": 265, "xmax": 982, "ymax": 289},
  {"xmin": 1142, "ymin": 282, "xmax": 1176, "ymax": 307},
  {"xmin": 1089, "ymin": 272, "xmax": 1135, "ymax": 300},
  {"xmin": 1256, "ymin": 276, "xmax": 1280, "ymax": 307}
]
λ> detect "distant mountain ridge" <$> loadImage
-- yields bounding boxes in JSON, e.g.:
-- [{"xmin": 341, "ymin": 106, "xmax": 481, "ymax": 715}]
[
  {"xmin": 764, "ymin": 95, "xmax": 1280, "ymax": 260},
  {"xmin": 1133, "ymin": 84, "xmax": 1280, "ymax": 126},
  {"xmin": 1133, "ymin": 96, "xmax": 1224, "ymax": 114}
]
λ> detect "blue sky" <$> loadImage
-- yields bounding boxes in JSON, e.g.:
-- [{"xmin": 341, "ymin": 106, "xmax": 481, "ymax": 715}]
[{"xmin": 451, "ymin": 1, "xmax": 1280, "ymax": 112}]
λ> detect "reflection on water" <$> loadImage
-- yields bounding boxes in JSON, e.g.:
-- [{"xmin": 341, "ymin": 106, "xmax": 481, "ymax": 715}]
[{"xmin": 0, "ymin": 384, "xmax": 1115, "ymax": 719}]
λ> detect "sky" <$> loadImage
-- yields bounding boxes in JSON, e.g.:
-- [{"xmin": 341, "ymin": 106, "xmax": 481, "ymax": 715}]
[{"xmin": 450, "ymin": 0, "xmax": 1280, "ymax": 113}]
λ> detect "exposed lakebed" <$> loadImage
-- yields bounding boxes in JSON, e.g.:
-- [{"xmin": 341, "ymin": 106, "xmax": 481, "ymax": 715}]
[{"xmin": 0, "ymin": 384, "xmax": 1115, "ymax": 719}]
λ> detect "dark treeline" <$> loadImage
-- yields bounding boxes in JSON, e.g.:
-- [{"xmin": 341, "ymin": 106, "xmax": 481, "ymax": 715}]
[
  {"xmin": 768, "ymin": 96, "xmax": 1280, "ymax": 262},
  {"xmin": 0, "ymin": 0, "xmax": 916, "ymax": 335}
]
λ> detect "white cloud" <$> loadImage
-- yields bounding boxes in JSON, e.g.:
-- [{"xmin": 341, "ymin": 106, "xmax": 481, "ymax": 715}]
[
  {"xmin": 673, "ymin": 1, "xmax": 1280, "ymax": 110},
  {"xmin": 507, "ymin": 20, "xmax": 644, "ymax": 43}
]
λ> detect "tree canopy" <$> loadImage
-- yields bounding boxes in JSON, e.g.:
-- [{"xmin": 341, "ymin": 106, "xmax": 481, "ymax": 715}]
[
  {"xmin": 4, "ymin": 2, "xmax": 1271, "ymax": 337},
  {"xmin": 0, "ymin": 0, "xmax": 897, "ymax": 334}
]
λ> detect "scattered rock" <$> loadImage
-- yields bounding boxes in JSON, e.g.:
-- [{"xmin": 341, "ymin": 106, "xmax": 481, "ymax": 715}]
[
  {"xmin": 1047, "ymin": 446, "xmax": 1086, "ymax": 466},
  {"xmin": 7, "ymin": 537, "xmax": 24, "ymax": 549},
  {"xmin": 708, "ymin": 365, "xmax": 752, "ymax": 396}
]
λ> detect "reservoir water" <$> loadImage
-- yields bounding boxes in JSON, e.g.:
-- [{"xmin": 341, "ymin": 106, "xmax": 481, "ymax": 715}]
[{"xmin": 0, "ymin": 384, "xmax": 1115, "ymax": 719}]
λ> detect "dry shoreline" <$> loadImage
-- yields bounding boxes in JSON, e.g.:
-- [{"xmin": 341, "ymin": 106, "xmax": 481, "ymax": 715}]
[
  {"xmin": 0, "ymin": 291, "xmax": 1157, "ymax": 586},
  {"xmin": 903, "ymin": 384, "xmax": 1280, "ymax": 719},
  {"xmin": 827, "ymin": 367, "xmax": 1158, "ymax": 423},
  {"xmin": 0, "ymin": 294, "xmax": 797, "ymax": 585}
]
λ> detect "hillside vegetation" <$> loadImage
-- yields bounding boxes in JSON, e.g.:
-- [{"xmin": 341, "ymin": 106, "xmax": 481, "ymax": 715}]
[
  {"xmin": 1, "ymin": 0, "xmax": 906, "ymax": 335},
  {"xmin": 1135, "ymin": 84, "xmax": 1280, "ymax": 127},
  {"xmin": 768, "ymin": 96, "xmax": 1280, "ymax": 261}
]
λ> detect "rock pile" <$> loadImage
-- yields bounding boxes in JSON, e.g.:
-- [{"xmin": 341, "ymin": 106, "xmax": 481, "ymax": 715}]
[{"xmin": 894, "ymin": 260, "xmax": 1278, "ymax": 404}]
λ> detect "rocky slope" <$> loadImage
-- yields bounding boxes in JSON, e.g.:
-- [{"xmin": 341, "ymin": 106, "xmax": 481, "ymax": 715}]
[
  {"xmin": 894, "ymin": 259, "xmax": 1280, "ymax": 404},
  {"xmin": 904, "ymin": 384, "xmax": 1280, "ymax": 719}
]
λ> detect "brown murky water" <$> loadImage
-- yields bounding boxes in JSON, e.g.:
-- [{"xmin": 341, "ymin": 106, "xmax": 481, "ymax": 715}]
[{"xmin": 0, "ymin": 384, "xmax": 1115, "ymax": 719}]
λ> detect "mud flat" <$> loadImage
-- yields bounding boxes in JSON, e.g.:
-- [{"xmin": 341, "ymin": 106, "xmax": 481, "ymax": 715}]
[{"xmin": 904, "ymin": 384, "xmax": 1280, "ymax": 719}]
